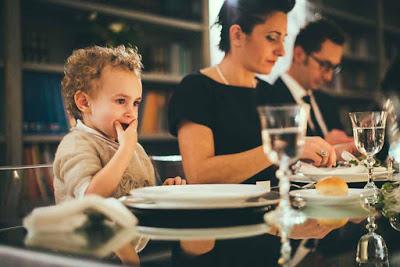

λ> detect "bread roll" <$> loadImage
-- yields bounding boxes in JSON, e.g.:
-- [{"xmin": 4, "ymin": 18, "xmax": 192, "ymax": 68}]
[{"xmin": 315, "ymin": 176, "xmax": 348, "ymax": 196}]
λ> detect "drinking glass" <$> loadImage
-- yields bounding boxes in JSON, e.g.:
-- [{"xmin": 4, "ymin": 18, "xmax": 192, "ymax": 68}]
[
  {"xmin": 356, "ymin": 192, "xmax": 389, "ymax": 266},
  {"xmin": 258, "ymin": 104, "xmax": 309, "ymax": 267},
  {"xmin": 349, "ymin": 111, "xmax": 387, "ymax": 194}
]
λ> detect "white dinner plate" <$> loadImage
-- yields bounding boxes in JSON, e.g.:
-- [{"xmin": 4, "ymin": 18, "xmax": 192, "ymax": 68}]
[
  {"xmin": 123, "ymin": 197, "xmax": 278, "ymax": 210},
  {"xmin": 130, "ymin": 184, "xmax": 269, "ymax": 208},
  {"xmin": 289, "ymin": 188, "xmax": 374, "ymax": 206},
  {"xmin": 136, "ymin": 224, "xmax": 270, "ymax": 240},
  {"xmin": 290, "ymin": 170, "xmax": 391, "ymax": 183}
]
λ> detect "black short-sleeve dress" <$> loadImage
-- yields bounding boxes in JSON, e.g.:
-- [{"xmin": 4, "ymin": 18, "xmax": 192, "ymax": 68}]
[{"xmin": 168, "ymin": 72, "xmax": 278, "ymax": 184}]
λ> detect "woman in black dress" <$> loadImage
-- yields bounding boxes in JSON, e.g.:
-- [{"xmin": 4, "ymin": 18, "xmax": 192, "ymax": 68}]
[{"xmin": 169, "ymin": 0, "xmax": 337, "ymax": 185}]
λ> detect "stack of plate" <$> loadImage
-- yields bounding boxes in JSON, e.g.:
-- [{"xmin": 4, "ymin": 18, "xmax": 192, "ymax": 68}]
[
  {"xmin": 126, "ymin": 184, "xmax": 276, "ymax": 209},
  {"xmin": 123, "ymin": 184, "xmax": 278, "ymax": 228}
]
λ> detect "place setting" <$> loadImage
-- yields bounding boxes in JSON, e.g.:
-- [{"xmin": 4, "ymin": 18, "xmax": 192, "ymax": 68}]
[
  {"xmin": 119, "ymin": 184, "xmax": 279, "ymax": 228},
  {"xmin": 289, "ymin": 111, "xmax": 397, "ymax": 206}
]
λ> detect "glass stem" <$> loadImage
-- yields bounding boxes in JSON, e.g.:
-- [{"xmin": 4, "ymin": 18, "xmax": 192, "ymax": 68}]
[
  {"xmin": 366, "ymin": 213, "xmax": 377, "ymax": 234},
  {"xmin": 365, "ymin": 155, "xmax": 376, "ymax": 190},
  {"xmin": 278, "ymin": 154, "xmax": 291, "ymax": 267},
  {"xmin": 278, "ymin": 154, "xmax": 291, "ymax": 212}
]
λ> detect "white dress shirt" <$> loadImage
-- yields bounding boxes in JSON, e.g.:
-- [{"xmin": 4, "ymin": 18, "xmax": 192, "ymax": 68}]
[{"xmin": 281, "ymin": 73, "xmax": 328, "ymax": 136}]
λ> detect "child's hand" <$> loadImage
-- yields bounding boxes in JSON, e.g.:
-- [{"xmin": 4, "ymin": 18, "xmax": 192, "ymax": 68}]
[
  {"xmin": 115, "ymin": 120, "xmax": 138, "ymax": 149},
  {"xmin": 163, "ymin": 176, "xmax": 187, "ymax": 186}
]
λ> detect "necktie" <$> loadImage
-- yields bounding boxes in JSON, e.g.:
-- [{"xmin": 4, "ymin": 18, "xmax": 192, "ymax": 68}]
[{"xmin": 302, "ymin": 93, "xmax": 323, "ymax": 137}]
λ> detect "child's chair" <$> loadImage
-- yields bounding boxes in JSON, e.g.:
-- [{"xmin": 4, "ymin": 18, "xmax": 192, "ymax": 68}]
[
  {"xmin": 149, "ymin": 155, "xmax": 185, "ymax": 184},
  {"xmin": 0, "ymin": 164, "xmax": 54, "ymax": 228}
]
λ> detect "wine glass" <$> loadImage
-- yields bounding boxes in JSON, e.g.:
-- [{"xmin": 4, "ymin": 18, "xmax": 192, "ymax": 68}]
[
  {"xmin": 349, "ymin": 111, "xmax": 388, "ymax": 195},
  {"xmin": 258, "ymin": 104, "xmax": 309, "ymax": 267},
  {"xmin": 356, "ymin": 192, "xmax": 389, "ymax": 266}
]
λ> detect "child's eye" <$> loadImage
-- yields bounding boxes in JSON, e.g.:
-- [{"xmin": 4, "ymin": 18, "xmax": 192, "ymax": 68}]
[
  {"xmin": 116, "ymin": 99, "xmax": 125, "ymax": 104},
  {"xmin": 134, "ymin": 101, "xmax": 141, "ymax": 107}
]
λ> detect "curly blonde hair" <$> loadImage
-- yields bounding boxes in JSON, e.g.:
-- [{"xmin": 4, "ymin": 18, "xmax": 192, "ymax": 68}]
[{"xmin": 62, "ymin": 45, "xmax": 143, "ymax": 120}]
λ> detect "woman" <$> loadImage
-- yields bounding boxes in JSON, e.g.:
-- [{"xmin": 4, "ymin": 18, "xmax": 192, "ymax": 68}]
[{"xmin": 168, "ymin": 0, "xmax": 337, "ymax": 184}]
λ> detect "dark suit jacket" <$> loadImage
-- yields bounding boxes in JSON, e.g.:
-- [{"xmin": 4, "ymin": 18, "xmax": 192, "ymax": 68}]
[{"xmin": 260, "ymin": 77, "xmax": 344, "ymax": 137}]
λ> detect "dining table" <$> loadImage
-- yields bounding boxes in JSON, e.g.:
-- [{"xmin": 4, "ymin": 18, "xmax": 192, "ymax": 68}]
[{"xmin": 1, "ymin": 186, "xmax": 400, "ymax": 267}]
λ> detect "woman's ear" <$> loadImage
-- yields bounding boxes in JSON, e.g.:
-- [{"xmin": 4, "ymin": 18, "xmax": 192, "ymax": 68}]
[
  {"xmin": 74, "ymin": 90, "xmax": 91, "ymax": 114},
  {"xmin": 292, "ymin": 46, "xmax": 307, "ymax": 64},
  {"xmin": 229, "ymin": 24, "xmax": 245, "ymax": 48}
]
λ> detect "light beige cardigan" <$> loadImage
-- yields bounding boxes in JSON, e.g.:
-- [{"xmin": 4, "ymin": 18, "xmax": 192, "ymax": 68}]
[{"xmin": 53, "ymin": 127, "xmax": 155, "ymax": 203}]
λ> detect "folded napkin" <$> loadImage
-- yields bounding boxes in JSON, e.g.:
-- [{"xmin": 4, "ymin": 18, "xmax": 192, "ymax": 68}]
[
  {"xmin": 299, "ymin": 162, "xmax": 386, "ymax": 176},
  {"xmin": 24, "ymin": 226, "xmax": 144, "ymax": 257},
  {"xmin": 23, "ymin": 195, "xmax": 137, "ymax": 234}
]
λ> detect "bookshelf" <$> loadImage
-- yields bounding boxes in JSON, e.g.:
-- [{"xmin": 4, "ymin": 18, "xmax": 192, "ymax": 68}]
[
  {"xmin": 309, "ymin": 0, "xmax": 400, "ymax": 95},
  {"xmin": 2, "ymin": 0, "xmax": 210, "ymax": 165}
]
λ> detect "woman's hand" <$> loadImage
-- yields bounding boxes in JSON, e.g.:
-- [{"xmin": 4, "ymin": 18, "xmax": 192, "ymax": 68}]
[
  {"xmin": 163, "ymin": 176, "xmax": 187, "ymax": 185},
  {"xmin": 115, "ymin": 120, "xmax": 138, "ymax": 150},
  {"xmin": 301, "ymin": 137, "xmax": 337, "ymax": 167},
  {"xmin": 334, "ymin": 142, "xmax": 358, "ymax": 161}
]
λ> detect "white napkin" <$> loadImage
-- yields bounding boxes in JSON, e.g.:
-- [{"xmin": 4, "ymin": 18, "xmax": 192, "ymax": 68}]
[
  {"xmin": 299, "ymin": 162, "xmax": 386, "ymax": 176},
  {"xmin": 23, "ymin": 195, "xmax": 137, "ymax": 234}
]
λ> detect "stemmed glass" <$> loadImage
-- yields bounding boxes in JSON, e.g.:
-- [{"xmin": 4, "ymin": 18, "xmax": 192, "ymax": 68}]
[
  {"xmin": 258, "ymin": 104, "xmax": 309, "ymax": 267},
  {"xmin": 349, "ymin": 111, "xmax": 388, "ymax": 195},
  {"xmin": 356, "ymin": 192, "xmax": 389, "ymax": 266}
]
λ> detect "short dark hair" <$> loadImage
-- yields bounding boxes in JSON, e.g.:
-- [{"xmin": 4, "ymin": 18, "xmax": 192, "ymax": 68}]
[
  {"xmin": 294, "ymin": 18, "xmax": 345, "ymax": 54},
  {"xmin": 216, "ymin": 0, "xmax": 296, "ymax": 53}
]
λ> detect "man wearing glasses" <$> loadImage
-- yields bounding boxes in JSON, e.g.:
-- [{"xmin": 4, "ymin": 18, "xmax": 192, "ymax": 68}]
[{"xmin": 265, "ymin": 18, "xmax": 353, "ymax": 146}]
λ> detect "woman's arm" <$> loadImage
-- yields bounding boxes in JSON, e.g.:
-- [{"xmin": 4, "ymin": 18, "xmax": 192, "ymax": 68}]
[
  {"xmin": 178, "ymin": 122, "xmax": 338, "ymax": 184},
  {"xmin": 178, "ymin": 121, "xmax": 272, "ymax": 184}
]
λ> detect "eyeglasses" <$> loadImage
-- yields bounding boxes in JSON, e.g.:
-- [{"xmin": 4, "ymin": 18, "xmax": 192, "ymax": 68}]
[{"xmin": 309, "ymin": 54, "xmax": 341, "ymax": 74}]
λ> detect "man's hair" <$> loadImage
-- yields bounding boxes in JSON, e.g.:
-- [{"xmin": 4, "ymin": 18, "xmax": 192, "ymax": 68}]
[
  {"xmin": 62, "ymin": 45, "xmax": 143, "ymax": 120},
  {"xmin": 294, "ymin": 18, "xmax": 345, "ymax": 54},
  {"xmin": 216, "ymin": 0, "xmax": 295, "ymax": 53}
]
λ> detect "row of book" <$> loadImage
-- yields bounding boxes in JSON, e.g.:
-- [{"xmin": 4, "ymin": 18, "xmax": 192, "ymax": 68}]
[
  {"xmin": 139, "ymin": 90, "xmax": 170, "ymax": 135},
  {"xmin": 332, "ymin": 68, "xmax": 376, "ymax": 92},
  {"xmin": 23, "ymin": 31, "xmax": 50, "ymax": 64},
  {"xmin": 2, "ymin": 69, "xmax": 171, "ymax": 137},
  {"xmin": 22, "ymin": 144, "xmax": 56, "ymax": 202},
  {"xmin": 343, "ymin": 35, "xmax": 375, "ymax": 60},
  {"xmin": 23, "ymin": 72, "xmax": 69, "ymax": 135},
  {"xmin": 142, "ymin": 43, "xmax": 193, "ymax": 75}
]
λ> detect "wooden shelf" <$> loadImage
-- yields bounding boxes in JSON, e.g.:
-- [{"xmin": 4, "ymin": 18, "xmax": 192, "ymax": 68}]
[
  {"xmin": 139, "ymin": 134, "xmax": 176, "ymax": 142},
  {"xmin": 142, "ymin": 73, "xmax": 183, "ymax": 84},
  {"xmin": 311, "ymin": 4, "xmax": 376, "ymax": 27},
  {"xmin": 41, "ymin": 0, "xmax": 205, "ymax": 32},
  {"xmin": 22, "ymin": 62, "xmax": 183, "ymax": 84},
  {"xmin": 23, "ymin": 62, "xmax": 64, "ymax": 73},
  {"xmin": 384, "ymin": 25, "xmax": 400, "ymax": 35},
  {"xmin": 23, "ymin": 134, "xmax": 65, "ymax": 143},
  {"xmin": 342, "ymin": 55, "xmax": 377, "ymax": 64}
]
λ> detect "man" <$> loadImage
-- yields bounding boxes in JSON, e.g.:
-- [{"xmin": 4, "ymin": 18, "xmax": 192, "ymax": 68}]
[{"xmin": 264, "ymin": 18, "xmax": 353, "ymax": 145}]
